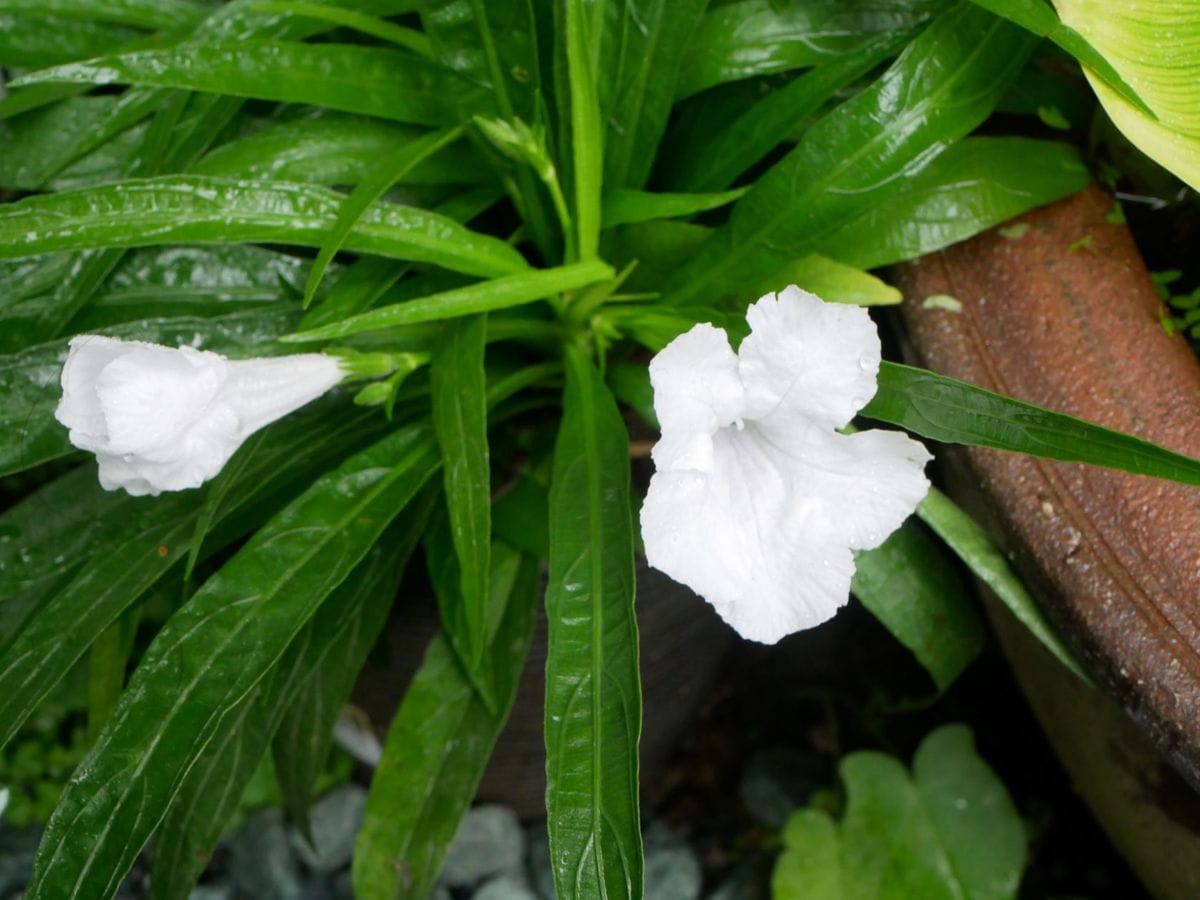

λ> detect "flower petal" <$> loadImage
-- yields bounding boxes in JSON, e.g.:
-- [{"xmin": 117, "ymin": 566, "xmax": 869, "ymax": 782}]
[
  {"xmin": 95, "ymin": 345, "xmax": 227, "ymax": 456},
  {"xmin": 739, "ymin": 286, "xmax": 880, "ymax": 432},
  {"xmin": 224, "ymin": 354, "xmax": 345, "ymax": 439},
  {"xmin": 643, "ymin": 422, "xmax": 863, "ymax": 644},
  {"xmin": 54, "ymin": 335, "xmax": 132, "ymax": 447},
  {"xmin": 648, "ymin": 322, "xmax": 744, "ymax": 474}
]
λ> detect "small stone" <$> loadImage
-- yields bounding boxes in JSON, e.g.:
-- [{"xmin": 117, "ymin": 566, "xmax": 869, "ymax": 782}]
[
  {"xmin": 440, "ymin": 804, "xmax": 524, "ymax": 888},
  {"xmin": 229, "ymin": 809, "xmax": 305, "ymax": 900},
  {"xmin": 290, "ymin": 784, "xmax": 367, "ymax": 874},
  {"xmin": 738, "ymin": 747, "xmax": 828, "ymax": 828},
  {"xmin": 643, "ymin": 825, "xmax": 701, "ymax": 900},
  {"xmin": 0, "ymin": 825, "xmax": 39, "ymax": 896},
  {"xmin": 475, "ymin": 873, "xmax": 541, "ymax": 900}
]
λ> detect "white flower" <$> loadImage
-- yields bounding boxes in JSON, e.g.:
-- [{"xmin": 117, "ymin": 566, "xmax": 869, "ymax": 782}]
[
  {"xmin": 54, "ymin": 335, "xmax": 345, "ymax": 496},
  {"xmin": 639, "ymin": 286, "xmax": 931, "ymax": 644}
]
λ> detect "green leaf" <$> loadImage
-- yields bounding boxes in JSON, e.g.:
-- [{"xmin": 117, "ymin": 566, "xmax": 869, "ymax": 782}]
[
  {"xmin": 245, "ymin": 1, "xmax": 432, "ymax": 55},
  {"xmin": 964, "ymin": 0, "xmax": 1151, "ymax": 115},
  {"xmin": 419, "ymin": 0, "xmax": 541, "ymax": 123},
  {"xmin": 916, "ymin": 488, "xmax": 1090, "ymax": 682},
  {"xmin": 595, "ymin": 0, "xmax": 707, "ymax": 189},
  {"xmin": 0, "ymin": 83, "xmax": 90, "ymax": 122},
  {"xmin": 431, "ymin": 314, "xmax": 491, "ymax": 669},
  {"xmin": 0, "ymin": 308, "xmax": 298, "ymax": 479},
  {"xmin": 773, "ymin": 724, "xmax": 1026, "ymax": 900},
  {"xmin": 0, "ymin": 0, "xmax": 208, "ymax": 31},
  {"xmin": 0, "ymin": 403, "xmax": 385, "ymax": 755},
  {"xmin": 560, "ymin": 0, "xmax": 604, "ymax": 260},
  {"xmin": 353, "ymin": 545, "xmax": 539, "ymax": 899},
  {"xmin": 1054, "ymin": 0, "xmax": 1200, "ymax": 191},
  {"xmin": 191, "ymin": 115, "xmax": 489, "ymax": 187},
  {"xmin": 12, "ymin": 41, "xmax": 465, "ymax": 126},
  {"xmin": 0, "ymin": 15, "xmax": 136, "ymax": 71},
  {"xmin": 664, "ymin": 3, "xmax": 1036, "ymax": 307},
  {"xmin": 299, "ymin": 187, "xmax": 503, "ymax": 332},
  {"xmin": 753, "ymin": 254, "xmax": 901, "ymax": 307},
  {"xmin": 153, "ymin": 507, "xmax": 428, "ymax": 900},
  {"xmin": 4, "ymin": 86, "xmax": 161, "ymax": 191},
  {"xmin": 865, "ymin": 361, "xmax": 1200, "ymax": 487},
  {"xmin": 418, "ymin": 0, "xmax": 555, "ymax": 256},
  {"xmin": 676, "ymin": 0, "xmax": 947, "ymax": 99},
  {"xmin": 852, "ymin": 520, "xmax": 984, "ymax": 692},
  {"xmin": 0, "ymin": 176, "xmax": 527, "ymax": 278},
  {"xmin": 0, "ymin": 466, "xmax": 129, "ymax": 654},
  {"xmin": 72, "ymin": 245, "xmax": 310, "ymax": 331},
  {"xmin": 283, "ymin": 258, "xmax": 613, "ymax": 342},
  {"xmin": 303, "ymin": 126, "xmax": 465, "ymax": 307},
  {"xmin": 600, "ymin": 187, "xmax": 746, "ymax": 228},
  {"xmin": 663, "ymin": 31, "xmax": 909, "ymax": 193},
  {"xmin": 817, "ymin": 137, "xmax": 1092, "ymax": 270},
  {"xmin": 272, "ymin": 496, "xmax": 434, "ymax": 836},
  {"xmin": 3, "ymin": 91, "xmax": 197, "ymax": 349},
  {"xmin": 26, "ymin": 424, "xmax": 440, "ymax": 898},
  {"xmin": 544, "ymin": 344, "xmax": 642, "ymax": 900}
]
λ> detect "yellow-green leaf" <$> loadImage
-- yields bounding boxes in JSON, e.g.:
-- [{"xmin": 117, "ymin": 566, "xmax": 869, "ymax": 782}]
[{"xmin": 1053, "ymin": 0, "xmax": 1200, "ymax": 190}]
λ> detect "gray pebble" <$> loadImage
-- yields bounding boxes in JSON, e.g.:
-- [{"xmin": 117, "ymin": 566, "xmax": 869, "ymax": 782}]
[
  {"xmin": 229, "ymin": 809, "xmax": 305, "ymax": 900},
  {"xmin": 0, "ymin": 826, "xmax": 39, "ymax": 897},
  {"xmin": 440, "ymin": 804, "xmax": 525, "ymax": 888},
  {"xmin": 290, "ymin": 784, "xmax": 367, "ymax": 874},
  {"xmin": 644, "ymin": 825, "xmax": 701, "ymax": 900}
]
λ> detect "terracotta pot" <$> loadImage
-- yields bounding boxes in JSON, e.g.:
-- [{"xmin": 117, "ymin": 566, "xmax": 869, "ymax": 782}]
[
  {"xmin": 893, "ymin": 184, "xmax": 1200, "ymax": 895},
  {"xmin": 352, "ymin": 560, "xmax": 733, "ymax": 820}
]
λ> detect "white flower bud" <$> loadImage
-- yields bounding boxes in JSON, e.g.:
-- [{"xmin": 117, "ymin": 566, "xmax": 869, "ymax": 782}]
[{"xmin": 54, "ymin": 335, "xmax": 344, "ymax": 496}]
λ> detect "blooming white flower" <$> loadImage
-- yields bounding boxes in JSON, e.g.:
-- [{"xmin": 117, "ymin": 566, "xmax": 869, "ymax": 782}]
[
  {"xmin": 54, "ymin": 335, "xmax": 345, "ymax": 496},
  {"xmin": 639, "ymin": 286, "xmax": 931, "ymax": 644}
]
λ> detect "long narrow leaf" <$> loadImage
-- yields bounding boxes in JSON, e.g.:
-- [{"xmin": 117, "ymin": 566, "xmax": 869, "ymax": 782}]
[
  {"xmin": 0, "ymin": 0, "xmax": 207, "ymax": 31},
  {"xmin": 13, "ymin": 41, "xmax": 464, "ymax": 126},
  {"xmin": 601, "ymin": 188, "xmax": 746, "ymax": 228},
  {"xmin": 191, "ymin": 116, "xmax": 488, "ymax": 187},
  {"xmin": 353, "ymin": 545, "xmax": 539, "ymax": 899},
  {"xmin": 676, "ymin": 0, "xmax": 946, "ymax": 99},
  {"xmin": 26, "ymin": 424, "xmax": 440, "ymax": 899},
  {"xmin": 0, "ymin": 176, "xmax": 527, "ymax": 278},
  {"xmin": 865, "ymin": 362, "xmax": 1200, "ymax": 486},
  {"xmin": 283, "ymin": 258, "xmax": 612, "ymax": 341},
  {"xmin": 916, "ymin": 488, "xmax": 1090, "ymax": 682},
  {"xmin": 561, "ymin": 0, "xmax": 603, "ymax": 260},
  {"xmin": 152, "ymin": 506, "xmax": 429, "ymax": 900},
  {"xmin": 663, "ymin": 31, "xmax": 909, "ymax": 193},
  {"xmin": 816, "ymin": 137, "xmax": 1092, "ymax": 269},
  {"xmin": 596, "ymin": 0, "xmax": 707, "ymax": 189},
  {"xmin": 431, "ymin": 314, "xmax": 492, "ymax": 670},
  {"xmin": 303, "ymin": 126, "xmax": 464, "ymax": 306},
  {"xmin": 272, "ymin": 493, "xmax": 436, "ymax": 835},
  {"xmin": 544, "ymin": 345, "xmax": 642, "ymax": 900}
]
